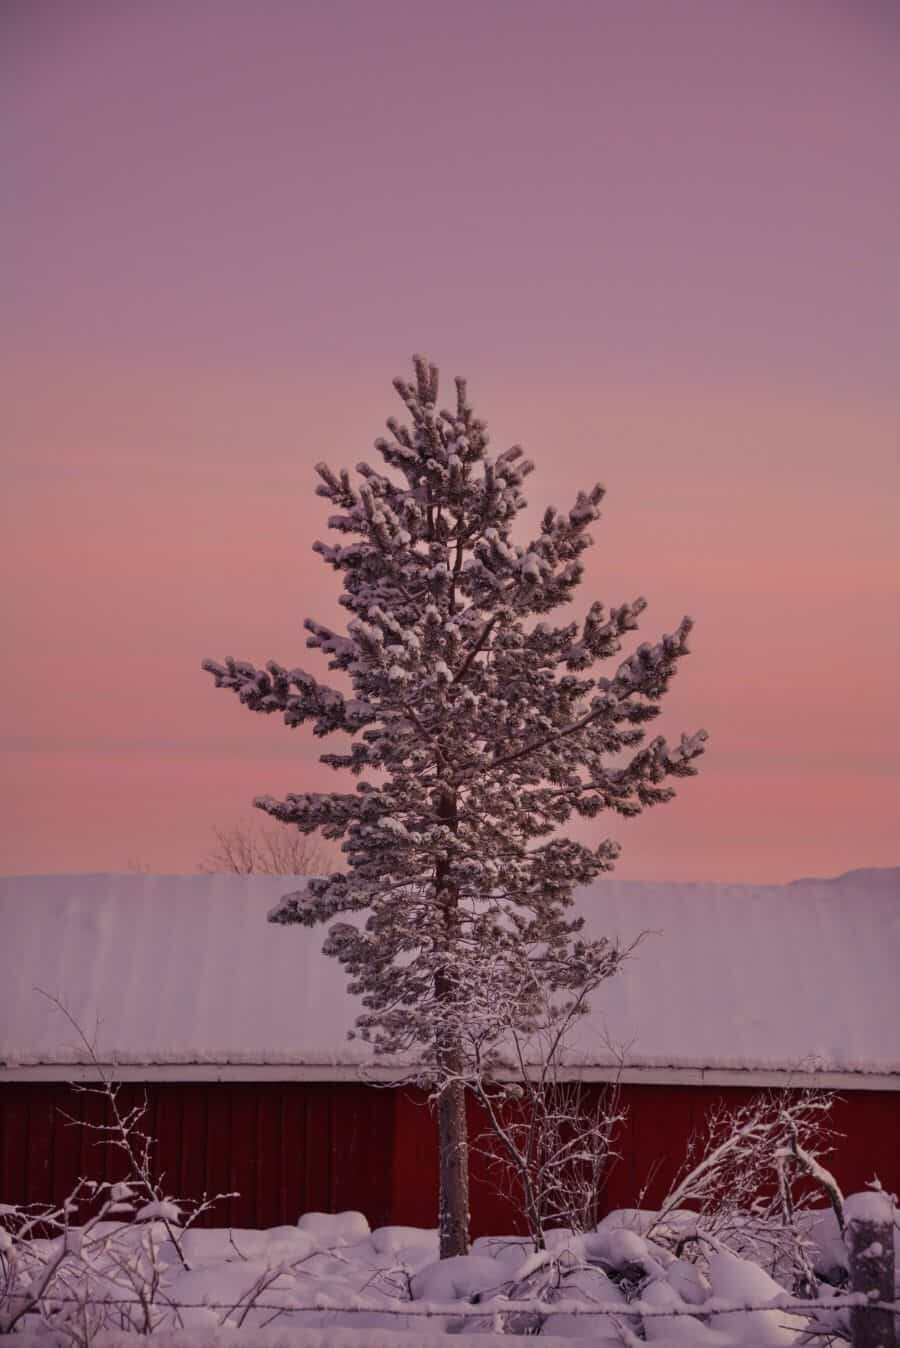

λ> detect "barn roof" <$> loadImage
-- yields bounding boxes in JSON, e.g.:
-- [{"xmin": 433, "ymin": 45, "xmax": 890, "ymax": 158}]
[{"xmin": 1, "ymin": 870, "xmax": 898, "ymax": 1086}]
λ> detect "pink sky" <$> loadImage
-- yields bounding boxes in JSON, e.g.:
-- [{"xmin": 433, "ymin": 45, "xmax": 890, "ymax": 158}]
[{"xmin": 2, "ymin": 2, "xmax": 898, "ymax": 881}]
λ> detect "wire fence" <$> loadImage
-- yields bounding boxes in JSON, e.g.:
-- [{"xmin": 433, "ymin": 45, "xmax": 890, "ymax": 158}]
[{"xmin": 15, "ymin": 1289, "xmax": 900, "ymax": 1319}]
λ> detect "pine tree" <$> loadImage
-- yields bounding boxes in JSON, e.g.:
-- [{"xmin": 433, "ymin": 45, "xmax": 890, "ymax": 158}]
[{"xmin": 203, "ymin": 356, "xmax": 707, "ymax": 1256}]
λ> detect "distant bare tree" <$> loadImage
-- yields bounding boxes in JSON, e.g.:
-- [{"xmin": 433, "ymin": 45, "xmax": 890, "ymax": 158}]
[{"xmin": 199, "ymin": 820, "xmax": 332, "ymax": 876}]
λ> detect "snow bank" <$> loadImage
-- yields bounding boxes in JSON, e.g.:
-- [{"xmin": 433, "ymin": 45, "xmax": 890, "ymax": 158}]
[{"xmin": 8, "ymin": 1204, "xmax": 876, "ymax": 1346}]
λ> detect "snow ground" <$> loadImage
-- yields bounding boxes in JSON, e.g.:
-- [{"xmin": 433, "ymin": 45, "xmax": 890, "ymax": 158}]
[
  {"xmin": 5, "ymin": 1330, "xmax": 805, "ymax": 1348},
  {"xmin": 9, "ymin": 1205, "xmax": 896, "ymax": 1346},
  {"xmin": 6, "ymin": 1330, "xmax": 771, "ymax": 1347}
]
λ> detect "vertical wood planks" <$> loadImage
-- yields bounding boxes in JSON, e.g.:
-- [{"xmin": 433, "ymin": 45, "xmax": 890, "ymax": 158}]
[{"xmin": 0, "ymin": 1080, "xmax": 897, "ymax": 1232}]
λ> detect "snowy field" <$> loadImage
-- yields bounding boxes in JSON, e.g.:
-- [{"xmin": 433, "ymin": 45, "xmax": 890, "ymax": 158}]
[{"xmin": 6, "ymin": 1201, "xmax": 898, "ymax": 1347}]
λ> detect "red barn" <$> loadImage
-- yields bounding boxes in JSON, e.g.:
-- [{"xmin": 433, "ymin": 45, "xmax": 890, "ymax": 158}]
[{"xmin": 1, "ymin": 870, "xmax": 897, "ymax": 1234}]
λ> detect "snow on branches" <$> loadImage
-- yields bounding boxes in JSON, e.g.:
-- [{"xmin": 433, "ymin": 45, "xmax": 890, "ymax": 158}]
[{"xmin": 204, "ymin": 356, "xmax": 707, "ymax": 1255}]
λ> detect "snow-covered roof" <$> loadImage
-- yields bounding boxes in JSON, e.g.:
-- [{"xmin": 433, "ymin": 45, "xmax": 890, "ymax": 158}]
[{"xmin": 2, "ymin": 870, "xmax": 898, "ymax": 1084}]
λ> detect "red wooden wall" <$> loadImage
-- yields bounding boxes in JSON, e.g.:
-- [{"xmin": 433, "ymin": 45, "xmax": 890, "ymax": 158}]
[
  {"xmin": 395, "ymin": 1085, "xmax": 899, "ymax": 1235},
  {"xmin": 1, "ymin": 1081, "xmax": 896, "ymax": 1236}
]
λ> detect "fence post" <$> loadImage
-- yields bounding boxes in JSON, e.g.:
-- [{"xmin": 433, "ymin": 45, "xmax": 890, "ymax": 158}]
[{"xmin": 844, "ymin": 1190, "xmax": 896, "ymax": 1348}]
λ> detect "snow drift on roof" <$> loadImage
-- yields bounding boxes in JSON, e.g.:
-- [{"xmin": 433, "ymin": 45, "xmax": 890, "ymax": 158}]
[{"xmin": 1, "ymin": 870, "xmax": 897, "ymax": 1075}]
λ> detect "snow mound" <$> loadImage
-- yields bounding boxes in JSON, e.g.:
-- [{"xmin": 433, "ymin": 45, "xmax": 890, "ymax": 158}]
[
  {"xmin": 706, "ymin": 1251, "xmax": 807, "ymax": 1345},
  {"xmin": 410, "ymin": 1253, "xmax": 507, "ymax": 1301},
  {"xmin": 469, "ymin": 1234, "xmax": 534, "ymax": 1272},
  {"xmin": 369, "ymin": 1225, "xmax": 439, "ymax": 1257},
  {"xmin": 296, "ymin": 1211, "xmax": 370, "ymax": 1246}
]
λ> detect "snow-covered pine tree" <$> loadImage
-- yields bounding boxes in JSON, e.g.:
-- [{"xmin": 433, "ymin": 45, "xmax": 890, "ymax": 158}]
[{"xmin": 203, "ymin": 356, "xmax": 707, "ymax": 1256}]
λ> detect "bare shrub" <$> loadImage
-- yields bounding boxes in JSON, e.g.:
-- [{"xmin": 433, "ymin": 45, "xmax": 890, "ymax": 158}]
[
  {"xmin": 646, "ymin": 1089, "xmax": 842, "ymax": 1294},
  {"xmin": 476, "ymin": 1074, "xmax": 627, "ymax": 1246},
  {"xmin": 436, "ymin": 948, "xmax": 634, "ymax": 1250},
  {"xmin": 0, "ymin": 996, "xmax": 234, "ymax": 1343}
]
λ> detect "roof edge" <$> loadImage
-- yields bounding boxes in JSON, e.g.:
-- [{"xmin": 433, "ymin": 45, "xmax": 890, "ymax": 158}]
[{"xmin": 2, "ymin": 1063, "xmax": 897, "ymax": 1091}]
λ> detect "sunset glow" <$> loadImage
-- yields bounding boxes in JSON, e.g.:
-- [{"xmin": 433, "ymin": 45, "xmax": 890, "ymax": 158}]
[{"xmin": 3, "ymin": 2, "xmax": 898, "ymax": 880}]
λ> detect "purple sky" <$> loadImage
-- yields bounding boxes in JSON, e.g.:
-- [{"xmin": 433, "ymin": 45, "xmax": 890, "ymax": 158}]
[{"xmin": 2, "ymin": 1, "xmax": 899, "ymax": 880}]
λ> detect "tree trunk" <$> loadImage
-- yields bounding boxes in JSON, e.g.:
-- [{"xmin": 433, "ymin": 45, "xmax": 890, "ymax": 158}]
[
  {"xmin": 438, "ymin": 1071, "xmax": 470, "ymax": 1258},
  {"xmin": 433, "ymin": 784, "xmax": 470, "ymax": 1258}
]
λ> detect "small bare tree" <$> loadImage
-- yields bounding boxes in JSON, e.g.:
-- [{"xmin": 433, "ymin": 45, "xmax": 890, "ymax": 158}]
[
  {"xmin": 0, "ymin": 996, "xmax": 234, "ymax": 1343},
  {"xmin": 434, "ymin": 944, "xmax": 634, "ymax": 1250},
  {"xmin": 199, "ymin": 819, "xmax": 332, "ymax": 876},
  {"xmin": 476, "ymin": 1072, "xmax": 627, "ymax": 1249}
]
